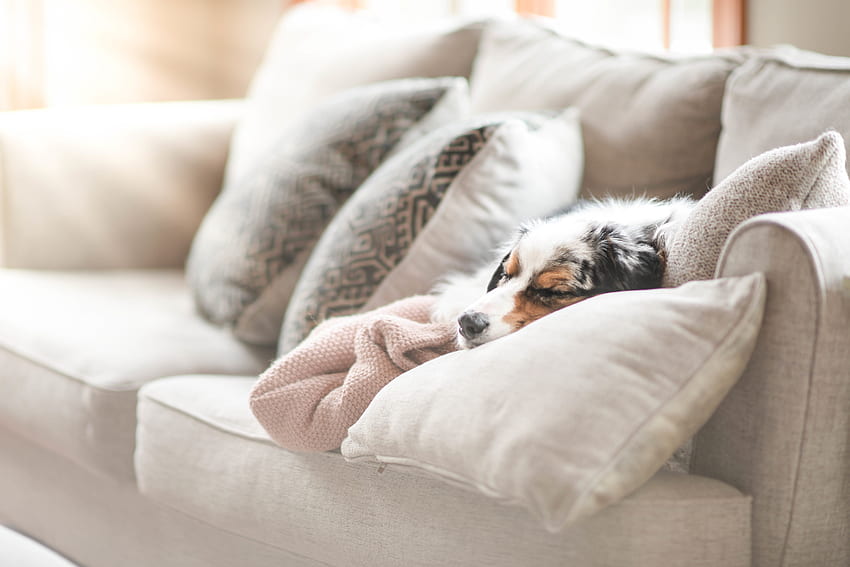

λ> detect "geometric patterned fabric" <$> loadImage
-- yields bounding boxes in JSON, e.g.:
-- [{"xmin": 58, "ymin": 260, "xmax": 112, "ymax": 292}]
[
  {"xmin": 186, "ymin": 77, "xmax": 468, "ymax": 345},
  {"xmin": 280, "ymin": 117, "xmax": 536, "ymax": 352}
]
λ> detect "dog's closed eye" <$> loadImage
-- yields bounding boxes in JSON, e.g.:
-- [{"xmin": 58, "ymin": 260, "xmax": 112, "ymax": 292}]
[{"xmin": 529, "ymin": 286, "xmax": 574, "ymax": 298}]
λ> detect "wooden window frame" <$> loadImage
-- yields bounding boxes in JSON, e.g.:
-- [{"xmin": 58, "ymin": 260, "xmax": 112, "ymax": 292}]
[
  {"xmin": 516, "ymin": 0, "xmax": 746, "ymax": 49},
  {"xmin": 297, "ymin": 0, "xmax": 747, "ymax": 50},
  {"xmin": 514, "ymin": 0, "xmax": 554, "ymax": 17},
  {"xmin": 712, "ymin": 0, "xmax": 746, "ymax": 47}
]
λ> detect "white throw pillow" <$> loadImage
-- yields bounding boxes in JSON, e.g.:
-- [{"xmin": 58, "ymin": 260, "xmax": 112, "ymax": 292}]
[{"xmin": 342, "ymin": 274, "xmax": 766, "ymax": 532}]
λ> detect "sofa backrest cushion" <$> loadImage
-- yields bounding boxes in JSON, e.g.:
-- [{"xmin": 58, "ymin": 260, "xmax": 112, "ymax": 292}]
[
  {"xmin": 468, "ymin": 20, "xmax": 742, "ymax": 201},
  {"xmin": 715, "ymin": 46, "xmax": 850, "ymax": 184},
  {"xmin": 224, "ymin": 3, "xmax": 484, "ymax": 192}
]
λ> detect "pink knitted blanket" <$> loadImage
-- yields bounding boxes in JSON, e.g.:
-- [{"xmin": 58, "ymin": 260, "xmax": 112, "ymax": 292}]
[{"xmin": 250, "ymin": 295, "xmax": 457, "ymax": 452}]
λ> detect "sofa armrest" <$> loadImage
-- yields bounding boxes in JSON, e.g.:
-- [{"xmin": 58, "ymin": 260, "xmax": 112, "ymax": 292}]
[
  {"xmin": 0, "ymin": 100, "xmax": 242, "ymax": 269},
  {"xmin": 692, "ymin": 206, "xmax": 850, "ymax": 567}
]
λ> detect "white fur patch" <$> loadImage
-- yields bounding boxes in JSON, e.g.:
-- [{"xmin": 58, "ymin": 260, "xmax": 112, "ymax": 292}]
[{"xmin": 433, "ymin": 196, "xmax": 696, "ymax": 348}]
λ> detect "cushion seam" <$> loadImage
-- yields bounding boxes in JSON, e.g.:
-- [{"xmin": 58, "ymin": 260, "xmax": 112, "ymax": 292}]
[
  {"xmin": 0, "ymin": 340, "xmax": 138, "ymax": 393},
  {"xmin": 141, "ymin": 393, "xmax": 277, "ymax": 447}
]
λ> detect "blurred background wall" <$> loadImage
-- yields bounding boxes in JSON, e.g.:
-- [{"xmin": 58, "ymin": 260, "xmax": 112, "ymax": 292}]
[
  {"xmin": 3, "ymin": 0, "xmax": 850, "ymax": 113},
  {"xmin": 747, "ymin": 0, "xmax": 850, "ymax": 56},
  {"xmin": 0, "ymin": 0, "xmax": 281, "ymax": 110}
]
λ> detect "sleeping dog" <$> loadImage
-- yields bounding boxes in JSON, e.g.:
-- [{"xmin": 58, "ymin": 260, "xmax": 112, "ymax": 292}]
[{"xmin": 433, "ymin": 196, "xmax": 696, "ymax": 349}]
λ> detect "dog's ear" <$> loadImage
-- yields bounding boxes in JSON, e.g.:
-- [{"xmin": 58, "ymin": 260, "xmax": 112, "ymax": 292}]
[
  {"xmin": 487, "ymin": 251, "xmax": 512, "ymax": 292},
  {"xmin": 584, "ymin": 223, "xmax": 664, "ymax": 293}
]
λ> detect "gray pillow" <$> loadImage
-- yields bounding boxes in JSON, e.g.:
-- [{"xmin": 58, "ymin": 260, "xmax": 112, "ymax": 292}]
[
  {"xmin": 279, "ymin": 109, "xmax": 584, "ymax": 353},
  {"xmin": 187, "ymin": 77, "xmax": 469, "ymax": 346},
  {"xmin": 664, "ymin": 131, "xmax": 850, "ymax": 287}
]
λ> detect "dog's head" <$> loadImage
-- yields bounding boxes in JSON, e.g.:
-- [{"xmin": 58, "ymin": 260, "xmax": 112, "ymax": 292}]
[{"xmin": 456, "ymin": 216, "xmax": 665, "ymax": 348}]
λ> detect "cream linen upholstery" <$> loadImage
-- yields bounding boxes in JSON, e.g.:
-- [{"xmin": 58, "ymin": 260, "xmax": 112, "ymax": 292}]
[
  {"xmin": 136, "ymin": 375, "xmax": 751, "ymax": 567},
  {"xmin": 0, "ymin": 100, "xmax": 240, "ymax": 269},
  {"xmin": 693, "ymin": 206, "xmax": 850, "ymax": 567},
  {"xmin": 225, "ymin": 3, "xmax": 484, "ymax": 189},
  {"xmin": 0, "ymin": 270, "xmax": 272, "ymax": 480},
  {"xmin": 468, "ymin": 20, "xmax": 740, "ymax": 200},
  {"xmin": 715, "ymin": 47, "xmax": 850, "ymax": 183},
  {"xmin": 0, "ymin": 427, "xmax": 323, "ymax": 567}
]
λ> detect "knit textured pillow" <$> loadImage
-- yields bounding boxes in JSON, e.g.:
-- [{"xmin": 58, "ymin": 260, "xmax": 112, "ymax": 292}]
[
  {"xmin": 279, "ymin": 109, "xmax": 584, "ymax": 353},
  {"xmin": 187, "ymin": 77, "xmax": 469, "ymax": 346},
  {"xmin": 664, "ymin": 131, "xmax": 850, "ymax": 287}
]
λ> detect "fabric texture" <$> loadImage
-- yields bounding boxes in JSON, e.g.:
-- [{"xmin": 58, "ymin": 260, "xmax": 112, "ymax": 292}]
[
  {"xmin": 715, "ymin": 46, "xmax": 850, "ymax": 183},
  {"xmin": 0, "ymin": 100, "xmax": 239, "ymax": 270},
  {"xmin": 342, "ymin": 274, "xmax": 766, "ymax": 532},
  {"xmin": 251, "ymin": 296, "xmax": 455, "ymax": 452},
  {"xmin": 694, "ymin": 207, "xmax": 850, "ymax": 567},
  {"xmin": 279, "ymin": 109, "xmax": 583, "ymax": 353},
  {"xmin": 664, "ymin": 131, "xmax": 850, "ymax": 287},
  {"xmin": 0, "ymin": 270, "xmax": 272, "ymax": 480},
  {"xmin": 188, "ymin": 77, "xmax": 469, "ymax": 346},
  {"xmin": 0, "ymin": 427, "xmax": 327, "ymax": 567},
  {"xmin": 131, "ymin": 375, "xmax": 751, "ymax": 567},
  {"xmin": 224, "ymin": 3, "xmax": 484, "ymax": 190},
  {"xmin": 468, "ymin": 20, "xmax": 741, "ymax": 200}
]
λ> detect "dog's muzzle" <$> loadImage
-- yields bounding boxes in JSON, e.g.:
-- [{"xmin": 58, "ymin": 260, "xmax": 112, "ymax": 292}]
[{"xmin": 458, "ymin": 311, "xmax": 489, "ymax": 341}]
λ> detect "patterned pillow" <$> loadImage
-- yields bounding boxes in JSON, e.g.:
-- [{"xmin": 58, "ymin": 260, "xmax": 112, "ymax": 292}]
[
  {"xmin": 279, "ymin": 109, "xmax": 584, "ymax": 353},
  {"xmin": 664, "ymin": 131, "xmax": 850, "ymax": 287},
  {"xmin": 187, "ymin": 77, "xmax": 470, "ymax": 346}
]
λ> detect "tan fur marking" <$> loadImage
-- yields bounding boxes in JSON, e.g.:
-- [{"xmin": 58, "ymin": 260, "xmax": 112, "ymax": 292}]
[
  {"xmin": 505, "ymin": 250, "xmax": 520, "ymax": 278},
  {"xmin": 534, "ymin": 266, "xmax": 575, "ymax": 290},
  {"xmin": 503, "ymin": 291, "xmax": 586, "ymax": 331}
]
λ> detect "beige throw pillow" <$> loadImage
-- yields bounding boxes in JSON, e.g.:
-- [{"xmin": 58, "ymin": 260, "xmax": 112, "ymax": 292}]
[
  {"xmin": 342, "ymin": 274, "xmax": 767, "ymax": 532},
  {"xmin": 188, "ymin": 78, "xmax": 469, "ymax": 346},
  {"xmin": 279, "ymin": 109, "xmax": 584, "ymax": 353},
  {"xmin": 664, "ymin": 131, "xmax": 850, "ymax": 287}
]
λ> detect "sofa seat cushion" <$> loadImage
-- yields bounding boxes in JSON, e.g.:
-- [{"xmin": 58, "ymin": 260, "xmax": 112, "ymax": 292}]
[
  {"xmin": 136, "ymin": 375, "xmax": 752, "ymax": 567},
  {"xmin": 0, "ymin": 269, "xmax": 273, "ymax": 481}
]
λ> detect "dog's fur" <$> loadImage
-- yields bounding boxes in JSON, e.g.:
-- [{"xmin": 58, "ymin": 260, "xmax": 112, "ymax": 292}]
[{"xmin": 432, "ymin": 196, "xmax": 696, "ymax": 348}]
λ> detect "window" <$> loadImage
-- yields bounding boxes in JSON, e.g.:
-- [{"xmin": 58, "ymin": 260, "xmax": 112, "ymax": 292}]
[{"xmin": 308, "ymin": 0, "xmax": 745, "ymax": 53}]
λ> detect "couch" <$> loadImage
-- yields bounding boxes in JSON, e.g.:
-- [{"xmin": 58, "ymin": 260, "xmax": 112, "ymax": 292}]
[{"xmin": 1, "ymin": 5, "xmax": 849, "ymax": 567}]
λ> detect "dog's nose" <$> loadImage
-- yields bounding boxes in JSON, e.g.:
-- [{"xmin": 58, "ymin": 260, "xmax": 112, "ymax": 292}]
[{"xmin": 458, "ymin": 311, "xmax": 489, "ymax": 339}]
